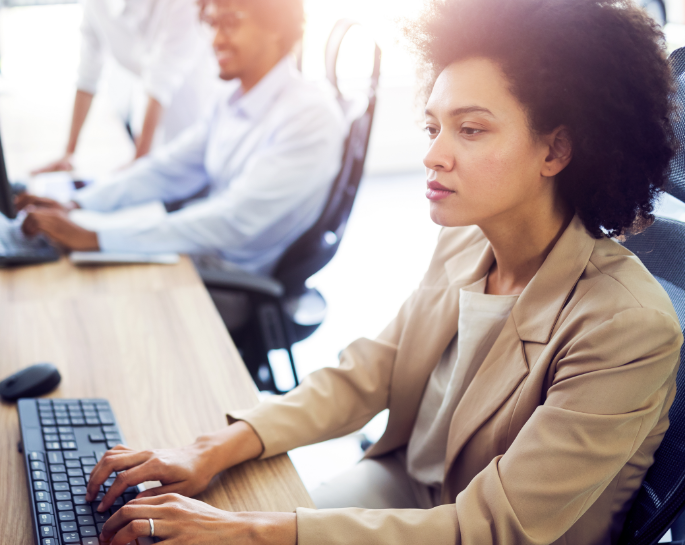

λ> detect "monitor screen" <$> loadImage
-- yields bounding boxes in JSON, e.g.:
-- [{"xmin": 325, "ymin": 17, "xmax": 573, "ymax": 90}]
[{"xmin": 0, "ymin": 132, "xmax": 15, "ymax": 219}]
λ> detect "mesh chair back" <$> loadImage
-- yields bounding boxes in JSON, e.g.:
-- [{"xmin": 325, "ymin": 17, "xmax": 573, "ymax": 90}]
[
  {"xmin": 618, "ymin": 218, "xmax": 685, "ymax": 545},
  {"xmin": 272, "ymin": 20, "xmax": 381, "ymax": 296},
  {"xmin": 666, "ymin": 47, "xmax": 685, "ymax": 202},
  {"xmin": 618, "ymin": 47, "xmax": 685, "ymax": 545}
]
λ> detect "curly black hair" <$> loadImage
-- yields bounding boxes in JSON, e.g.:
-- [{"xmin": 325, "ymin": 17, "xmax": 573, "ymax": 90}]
[{"xmin": 405, "ymin": 0, "xmax": 676, "ymax": 237}]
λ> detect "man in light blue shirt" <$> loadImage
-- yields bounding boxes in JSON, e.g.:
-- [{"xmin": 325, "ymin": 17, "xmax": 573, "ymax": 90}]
[{"xmin": 19, "ymin": 0, "xmax": 346, "ymax": 275}]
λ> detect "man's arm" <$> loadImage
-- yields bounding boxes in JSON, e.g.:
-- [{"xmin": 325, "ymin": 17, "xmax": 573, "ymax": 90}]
[
  {"xmin": 92, "ymin": 102, "xmax": 345, "ymax": 263},
  {"xmin": 74, "ymin": 115, "xmax": 212, "ymax": 213},
  {"xmin": 133, "ymin": 96, "xmax": 164, "ymax": 160}
]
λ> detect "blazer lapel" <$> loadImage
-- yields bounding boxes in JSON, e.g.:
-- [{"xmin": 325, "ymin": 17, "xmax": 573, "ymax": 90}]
[
  {"xmin": 368, "ymin": 238, "xmax": 494, "ymax": 456},
  {"xmin": 441, "ymin": 215, "xmax": 597, "ymax": 493}
]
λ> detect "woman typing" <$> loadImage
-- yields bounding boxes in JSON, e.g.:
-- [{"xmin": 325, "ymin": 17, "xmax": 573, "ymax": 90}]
[{"xmin": 83, "ymin": 0, "xmax": 683, "ymax": 543}]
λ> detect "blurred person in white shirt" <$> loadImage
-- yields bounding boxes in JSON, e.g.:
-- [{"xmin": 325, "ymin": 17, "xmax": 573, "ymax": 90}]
[
  {"xmin": 18, "ymin": 0, "xmax": 346, "ymax": 276},
  {"xmin": 32, "ymin": 0, "xmax": 217, "ymax": 173}
]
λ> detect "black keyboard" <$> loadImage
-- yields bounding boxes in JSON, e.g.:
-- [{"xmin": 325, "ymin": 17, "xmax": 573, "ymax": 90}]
[{"xmin": 18, "ymin": 398, "xmax": 154, "ymax": 545}]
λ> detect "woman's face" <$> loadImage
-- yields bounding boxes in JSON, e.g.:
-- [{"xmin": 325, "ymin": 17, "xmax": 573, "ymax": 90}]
[{"xmin": 423, "ymin": 57, "xmax": 560, "ymax": 228}]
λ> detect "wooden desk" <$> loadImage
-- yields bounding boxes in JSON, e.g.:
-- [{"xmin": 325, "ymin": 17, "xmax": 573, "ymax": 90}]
[{"xmin": 0, "ymin": 257, "xmax": 314, "ymax": 544}]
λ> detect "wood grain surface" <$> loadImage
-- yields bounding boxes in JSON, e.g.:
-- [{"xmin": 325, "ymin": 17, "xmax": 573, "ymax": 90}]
[{"xmin": 0, "ymin": 257, "xmax": 314, "ymax": 545}]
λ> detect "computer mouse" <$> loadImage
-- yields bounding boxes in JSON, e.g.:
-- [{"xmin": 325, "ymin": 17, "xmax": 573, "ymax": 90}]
[{"xmin": 0, "ymin": 363, "xmax": 61, "ymax": 401}]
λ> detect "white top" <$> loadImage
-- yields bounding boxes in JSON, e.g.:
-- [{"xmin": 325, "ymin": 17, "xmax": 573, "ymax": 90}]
[
  {"xmin": 78, "ymin": 0, "xmax": 214, "ymax": 109},
  {"xmin": 74, "ymin": 57, "xmax": 347, "ymax": 275},
  {"xmin": 406, "ymin": 276, "xmax": 519, "ymax": 487}
]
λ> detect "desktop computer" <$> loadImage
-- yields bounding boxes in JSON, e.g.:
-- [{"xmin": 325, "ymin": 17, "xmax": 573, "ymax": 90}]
[{"xmin": 0, "ymin": 128, "xmax": 60, "ymax": 266}]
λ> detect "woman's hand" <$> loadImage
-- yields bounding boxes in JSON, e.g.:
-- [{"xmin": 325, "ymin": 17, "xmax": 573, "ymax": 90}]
[
  {"xmin": 30, "ymin": 154, "xmax": 75, "ymax": 175},
  {"xmin": 87, "ymin": 422, "xmax": 264, "ymax": 512},
  {"xmin": 100, "ymin": 494, "xmax": 297, "ymax": 545}
]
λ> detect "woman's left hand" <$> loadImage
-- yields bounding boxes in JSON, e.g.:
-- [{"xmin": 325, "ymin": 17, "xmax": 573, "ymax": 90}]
[{"xmin": 99, "ymin": 493, "xmax": 297, "ymax": 545}]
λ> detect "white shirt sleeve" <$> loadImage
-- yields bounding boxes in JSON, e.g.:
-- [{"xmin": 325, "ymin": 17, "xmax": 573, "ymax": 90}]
[
  {"xmin": 141, "ymin": 0, "xmax": 205, "ymax": 107},
  {"xmin": 95, "ymin": 103, "xmax": 346, "ymax": 266},
  {"xmin": 74, "ymin": 114, "xmax": 212, "ymax": 211},
  {"xmin": 76, "ymin": 0, "xmax": 106, "ymax": 95}
]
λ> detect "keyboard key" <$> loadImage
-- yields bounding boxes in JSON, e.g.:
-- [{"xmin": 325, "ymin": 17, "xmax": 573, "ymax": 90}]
[
  {"xmin": 104, "ymin": 433, "xmax": 121, "ymax": 442},
  {"xmin": 59, "ymin": 433, "xmax": 76, "ymax": 441},
  {"xmin": 81, "ymin": 457, "xmax": 97, "ymax": 466},
  {"xmin": 28, "ymin": 451, "xmax": 45, "ymax": 461},
  {"xmin": 55, "ymin": 492, "xmax": 71, "ymax": 501},
  {"xmin": 104, "ymin": 478, "xmax": 115, "ymax": 487},
  {"xmin": 40, "ymin": 525, "xmax": 54, "ymax": 537},
  {"xmin": 96, "ymin": 522, "xmax": 106, "ymax": 533},
  {"xmin": 61, "ymin": 532, "xmax": 80, "ymax": 543},
  {"xmin": 106, "ymin": 440, "xmax": 119, "ymax": 449},
  {"xmin": 75, "ymin": 505, "xmax": 92, "ymax": 515},
  {"xmin": 72, "ymin": 486, "xmax": 87, "ymax": 495},
  {"xmin": 63, "ymin": 452, "xmax": 83, "ymax": 460},
  {"xmin": 85, "ymin": 417, "xmax": 100, "ymax": 426},
  {"xmin": 38, "ymin": 514, "xmax": 53, "ymax": 525},
  {"xmin": 65, "ymin": 460, "xmax": 80, "ymax": 468},
  {"xmin": 69, "ymin": 477, "xmax": 86, "ymax": 486},
  {"xmin": 56, "ymin": 501, "xmax": 73, "ymax": 511},
  {"xmin": 94, "ymin": 492, "xmax": 105, "ymax": 502},
  {"xmin": 98, "ymin": 412, "xmax": 115, "ymax": 425},
  {"xmin": 41, "ymin": 418, "xmax": 56, "ymax": 426},
  {"xmin": 83, "ymin": 465, "xmax": 95, "ymax": 475},
  {"xmin": 32, "ymin": 471, "xmax": 48, "ymax": 481},
  {"xmin": 52, "ymin": 473, "xmax": 68, "ymax": 482},
  {"xmin": 73, "ymin": 495, "xmax": 87, "ymax": 505},
  {"xmin": 57, "ymin": 427, "xmax": 73, "ymax": 434},
  {"xmin": 36, "ymin": 502, "xmax": 52, "ymax": 514},
  {"xmin": 83, "ymin": 538, "xmax": 99, "ymax": 545},
  {"xmin": 49, "ymin": 464, "xmax": 66, "ymax": 473},
  {"xmin": 60, "ymin": 522, "xmax": 76, "ymax": 532},
  {"xmin": 93, "ymin": 511, "xmax": 110, "ymax": 523},
  {"xmin": 123, "ymin": 493, "xmax": 136, "ymax": 503},
  {"xmin": 31, "ymin": 461, "xmax": 47, "ymax": 471},
  {"xmin": 55, "ymin": 418, "xmax": 70, "ymax": 426},
  {"xmin": 47, "ymin": 452, "xmax": 64, "ymax": 464},
  {"xmin": 78, "ymin": 515, "xmax": 95, "ymax": 526},
  {"xmin": 42, "ymin": 427, "xmax": 57, "ymax": 434},
  {"xmin": 70, "ymin": 417, "xmax": 85, "ymax": 426},
  {"xmin": 35, "ymin": 491, "xmax": 51, "ymax": 502},
  {"xmin": 33, "ymin": 481, "xmax": 49, "ymax": 492},
  {"xmin": 112, "ymin": 497, "xmax": 124, "ymax": 506},
  {"xmin": 88, "ymin": 433, "xmax": 105, "ymax": 442},
  {"xmin": 62, "ymin": 441, "xmax": 77, "ymax": 450},
  {"xmin": 67, "ymin": 468, "xmax": 83, "ymax": 477},
  {"xmin": 52, "ymin": 482, "xmax": 69, "ymax": 492},
  {"xmin": 102, "ymin": 426, "xmax": 117, "ymax": 433},
  {"xmin": 58, "ymin": 511, "xmax": 75, "ymax": 522},
  {"xmin": 44, "ymin": 434, "xmax": 59, "ymax": 442},
  {"xmin": 45, "ymin": 442, "xmax": 60, "ymax": 450},
  {"xmin": 42, "ymin": 538, "xmax": 57, "ymax": 545},
  {"xmin": 80, "ymin": 526, "xmax": 97, "ymax": 537}
]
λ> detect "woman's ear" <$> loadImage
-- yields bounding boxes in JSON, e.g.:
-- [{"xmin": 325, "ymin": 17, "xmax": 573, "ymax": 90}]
[{"xmin": 542, "ymin": 126, "xmax": 573, "ymax": 177}]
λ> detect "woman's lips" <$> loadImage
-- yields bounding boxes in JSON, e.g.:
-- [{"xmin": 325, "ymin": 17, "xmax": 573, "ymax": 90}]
[{"xmin": 426, "ymin": 180, "xmax": 454, "ymax": 201}]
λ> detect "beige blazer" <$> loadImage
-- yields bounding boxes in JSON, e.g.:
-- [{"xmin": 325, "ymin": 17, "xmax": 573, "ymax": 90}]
[{"xmin": 230, "ymin": 215, "xmax": 683, "ymax": 545}]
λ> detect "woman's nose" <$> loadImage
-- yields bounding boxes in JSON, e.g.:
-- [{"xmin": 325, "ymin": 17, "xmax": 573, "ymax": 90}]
[{"xmin": 423, "ymin": 134, "xmax": 454, "ymax": 172}]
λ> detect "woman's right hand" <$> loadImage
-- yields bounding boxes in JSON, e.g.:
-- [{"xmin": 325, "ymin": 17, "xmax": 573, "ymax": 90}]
[
  {"xmin": 30, "ymin": 155, "xmax": 74, "ymax": 175},
  {"xmin": 86, "ymin": 421, "xmax": 264, "ymax": 512}
]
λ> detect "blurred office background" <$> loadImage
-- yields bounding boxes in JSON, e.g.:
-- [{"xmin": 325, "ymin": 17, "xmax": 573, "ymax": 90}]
[{"xmin": 1, "ymin": 0, "xmax": 685, "ymax": 495}]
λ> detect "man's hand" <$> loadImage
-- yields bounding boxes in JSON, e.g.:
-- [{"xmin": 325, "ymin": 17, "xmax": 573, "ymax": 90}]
[
  {"xmin": 15, "ymin": 193, "xmax": 79, "ymax": 213},
  {"xmin": 22, "ymin": 207, "xmax": 98, "ymax": 251},
  {"xmin": 86, "ymin": 422, "xmax": 264, "ymax": 512},
  {"xmin": 30, "ymin": 154, "xmax": 75, "ymax": 175},
  {"xmin": 100, "ymin": 494, "xmax": 297, "ymax": 545}
]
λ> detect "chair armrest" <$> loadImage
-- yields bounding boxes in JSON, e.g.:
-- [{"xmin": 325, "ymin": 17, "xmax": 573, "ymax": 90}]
[{"xmin": 194, "ymin": 258, "xmax": 284, "ymax": 298}]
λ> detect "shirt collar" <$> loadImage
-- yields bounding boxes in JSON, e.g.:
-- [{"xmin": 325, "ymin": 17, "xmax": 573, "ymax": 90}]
[{"xmin": 229, "ymin": 56, "xmax": 298, "ymax": 120}]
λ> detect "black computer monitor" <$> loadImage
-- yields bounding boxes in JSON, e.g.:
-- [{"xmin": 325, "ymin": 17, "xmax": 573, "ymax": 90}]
[{"xmin": 0, "ymin": 131, "xmax": 15, "ymax": 219}]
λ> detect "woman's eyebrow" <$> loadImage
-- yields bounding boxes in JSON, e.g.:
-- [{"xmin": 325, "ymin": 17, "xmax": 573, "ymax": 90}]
[{"xmin": 424, "ymin": 106, "xmax": 494, "ymax": 118}]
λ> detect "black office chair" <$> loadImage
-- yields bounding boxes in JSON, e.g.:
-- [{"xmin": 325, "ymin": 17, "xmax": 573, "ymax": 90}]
[
  {"xmin": 617, "ymin": 47, "xmax": 685, "ymax": 545},
  {"xmin": 197, "ymin": 20, "xmax": 381, "ymax": 393}
]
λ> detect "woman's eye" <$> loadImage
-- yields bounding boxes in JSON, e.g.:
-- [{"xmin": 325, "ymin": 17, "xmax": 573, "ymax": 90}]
[
  {"xmin": 424, "ymin": 126, "xmax": 439, "ymax": 138},
  {"xmin": 461, "ymin": 126, "xmax": 484, "ymax": 136}
]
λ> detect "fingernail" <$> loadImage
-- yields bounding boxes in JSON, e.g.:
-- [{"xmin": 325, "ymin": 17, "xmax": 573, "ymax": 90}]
[{"xmin": 97, "ymin": 502, "xmax": 104, "ymax": 512}]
